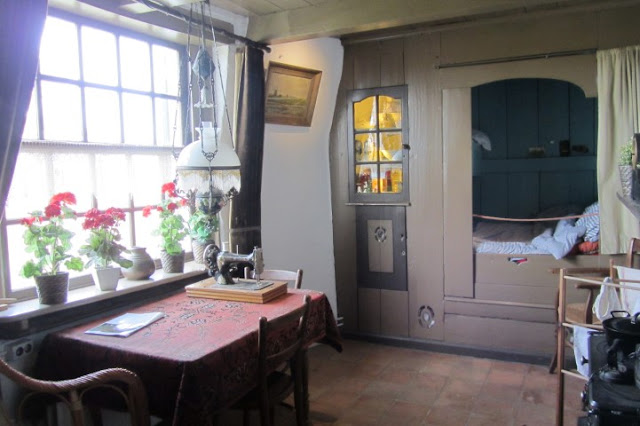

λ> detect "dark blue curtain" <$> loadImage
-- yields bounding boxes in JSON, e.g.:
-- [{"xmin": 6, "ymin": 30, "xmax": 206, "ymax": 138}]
[
  {"xmin": 0, "ymin": 0, "xmax": 48, "ymax": 219},
  {"xmin": 230, "ymin": 46, "xmax": 265, "ymax": 254}
]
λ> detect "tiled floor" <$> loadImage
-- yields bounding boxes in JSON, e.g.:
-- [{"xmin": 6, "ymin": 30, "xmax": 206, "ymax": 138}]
[{"xmin": 218, "ymin": 338, "xmax": 587, "ymax": 425}]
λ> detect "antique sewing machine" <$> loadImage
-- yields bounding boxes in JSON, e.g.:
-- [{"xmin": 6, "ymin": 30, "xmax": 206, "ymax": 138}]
[{"xmin": 203, "ymin": 244, "xmax": 264, "ymax": 285}]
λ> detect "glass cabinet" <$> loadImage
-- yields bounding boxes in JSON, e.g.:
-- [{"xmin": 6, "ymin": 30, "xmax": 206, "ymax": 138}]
[{"xmin": 347, "ymin": 85, "xmax": 409, "ymax": 203}]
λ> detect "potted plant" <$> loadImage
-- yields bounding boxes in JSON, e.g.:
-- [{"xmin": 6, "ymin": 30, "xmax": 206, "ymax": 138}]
[
  {"xmin": 188, "ymin": 196, "xmax": 224, "ymax": 264},
  {"xmin": 619, "ymin": 136, "xmax": 636, "ymax": 198},
  {"xmin": 79, "ymin": 207, "xmax": 133, "ymax": 291},
  {"xmin": 143, "ymin": 182, "xmax": 188, "ymax": 273},
  {"xmin": 20, "ymin": 192, "xmax": 84, "ymax": 304}
]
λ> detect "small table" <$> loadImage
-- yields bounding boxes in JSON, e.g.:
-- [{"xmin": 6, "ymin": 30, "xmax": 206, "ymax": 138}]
[{"xmin": 36, "ymin": 289, "xmax": 342, "ymax": 425}]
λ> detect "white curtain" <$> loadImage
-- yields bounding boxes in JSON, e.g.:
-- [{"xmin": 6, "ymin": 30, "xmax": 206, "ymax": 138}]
[{"xmin": 597, "ymin": 46, "xmax": 640, "ymax": 254}]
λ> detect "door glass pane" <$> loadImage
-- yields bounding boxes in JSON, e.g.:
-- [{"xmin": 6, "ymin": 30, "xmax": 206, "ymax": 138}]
[
  {"xmin": 380, "ymin": 164, "xmax": 403, "ymax": 193},
  {"xmin": 354, "ymin": 96, "xmax": 376, "ymax": 131},
  {"xmin": 356, "ymin": 165, "xmax": 379, "ymax": 194},
  {"xmin": 40, "ymin": 81, "xmax": 83, "ymax": 141},
  {"xmin": 379, "ymin": 95, "xmax": 402, "ymax": 129},
  {"xmin": 39, "ymin": 17, "xmax": 80, "ymax": 80},
  {"xmin": 155, "ymin": 97, "xmax": 181, "ymax": 147},
  {"xmin": 122, "ymin": 93, "xmax": 153, "ymax": 145},
  {"xmin": 152, "ymin": 45, "xmax": 179, "ymax": 96},
  {"xmin": 380, "ymin": 132, "xmax": 403, "ymax": 162},
  {"xmin": 120, "ymin": 36, "xmax": 151, "ymax": 91},
  {"xmin": 81, "ymin": 26, "xmax": 118, "ymax": 86},
  {"xmin": 355, "ymin": 133, "xmax": 377, "ymax": 162},
  {"xmin": 85, "ymin": 87, "xmax": 121, "ymax": 144}
]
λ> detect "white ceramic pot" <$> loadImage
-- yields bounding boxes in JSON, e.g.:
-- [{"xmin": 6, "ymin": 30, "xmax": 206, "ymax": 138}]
[{"xmin": 92, "ymin": 266, "xmax": 121, "ymax": 291}]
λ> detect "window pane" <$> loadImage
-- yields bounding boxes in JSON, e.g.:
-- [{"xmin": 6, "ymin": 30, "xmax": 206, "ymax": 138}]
[
  {"xmin": 95, "ymin": 154, "xmax": 130, "ymax": 207},
  {"xmin": 354, "ymin": 96, "xmax": 376, "ymax": 131},
  {"xmin": 120, "ymin": 36, "xmax": 151, "ymax": 91},
  {"xmin": 41, "ymin": 81, "xmax": 83, "ymax": 141},
  {"xmin": 355, "ymin": 133, "xmax": 377, "ymax": 162},
  {"xmin": 81, "ymin": 26, "xmax": 118, "ymax": 86},
  {"xmin": 122, "ymin": 93, "xmax": 153, "ymax": 145},
  {"xmin": 130, "ymin": 154, "xmax": 176, "ymax": 205},
  {"xmin": 356, "ymin": 165, "xmax": 379, "ymax": 194},
  {"xmin": 155, "ymin": 98, "xmax": 181, "ymax": 147},
  {"xmin": 153, "ymin": 45, "xmax": 179, "ymax": 96},
  {"xmin": 380, "ymin": 132, "xmax": 403, "ymax": 162},
  {"xmin": 379, "ymin": 95, "xmax": 402, "ymax": 129},
  {"xmin": 5, "ymin": 152, "xmax": 50, "ymax": 219},
  {"xmin": 39, "ymin": 17, "xmax": 80, "ymax": 80},
  {"xmin": 22, "ymin": 88, "xmax": 39, "ymax": 139},
  {"xmin": 51, "ymin": 152, "xmax": 94, "ymax": 211},
  {"xmin": 86, "ymin": 88, "xmax": 121, "ymax": 144},
  {"xmin": 7, "ymin": 224, "xmax": 34, "ymax": 292},
  {"xmin": 135, "ymin": 211, "xmax": 160, "ymax": 259}
]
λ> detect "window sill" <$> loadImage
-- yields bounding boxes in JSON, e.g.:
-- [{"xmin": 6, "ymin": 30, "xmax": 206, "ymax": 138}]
[{"xmin": 0, "ymin": 262, "xmax": 209, "ymax": 339}]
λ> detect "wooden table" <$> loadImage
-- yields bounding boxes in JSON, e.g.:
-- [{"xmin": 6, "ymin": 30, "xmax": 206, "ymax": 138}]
[{"xmin": 36, "ymin": 289, "xmax": 342, "ymax": 425}]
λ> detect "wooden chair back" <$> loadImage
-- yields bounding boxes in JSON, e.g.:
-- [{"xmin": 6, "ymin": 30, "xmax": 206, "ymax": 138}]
[
  {"xmin": 244, "ymin": 267, "xmax": 303, "ymax": 290},
  {"xmin": 255, "ymin": 294, "xmax": 310, "ymax": 426},
  {"xmin": 0, "ymin": 358, "xmax": 149, "ymax": 426},
  {"xmin": 626, "ymin": 237, "xmax": 640, "ymax": 268}
]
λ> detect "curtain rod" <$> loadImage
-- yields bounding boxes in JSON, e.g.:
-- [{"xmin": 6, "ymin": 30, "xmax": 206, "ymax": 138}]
[
  {"xmin": 132, "ymin": 0, "xmax": 270, "ymax": 53},
  {"xmin": 435, "ymin": 48, "xmax": 596, "ymax": 69}
]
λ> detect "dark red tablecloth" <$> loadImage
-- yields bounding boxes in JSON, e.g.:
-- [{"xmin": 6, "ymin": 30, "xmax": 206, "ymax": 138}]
[{"xmin": 37, "ymin": 289, "xmax": 341, "ymax": 425}]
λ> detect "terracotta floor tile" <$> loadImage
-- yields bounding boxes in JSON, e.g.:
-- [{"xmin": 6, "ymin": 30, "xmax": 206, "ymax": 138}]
[
  {"xmin": 424, "ymin": 405, "xmax": 469, "ymax": 426},
  {"xmin": 466, "ymin": 412, "xmax": 514, "ymax": 426}
]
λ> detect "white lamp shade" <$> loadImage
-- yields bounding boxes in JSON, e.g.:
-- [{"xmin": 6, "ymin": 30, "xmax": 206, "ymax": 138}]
[{"xmin": 176, "ymin": 124, "xmax": 241, "ymax": 194}]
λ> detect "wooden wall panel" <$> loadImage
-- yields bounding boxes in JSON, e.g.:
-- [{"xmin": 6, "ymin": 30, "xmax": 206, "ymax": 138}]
[
  {"xmin": 352, "ymin": 43, "xmax": 381, "ymax": 89},
  {"xmin": 443, "ymin": 88, "xmax": 473, "ymax": 298},
  {"xmin": 480, "ymin": 173, "xmax": 508, "ymax": 217},
  {"xmin": 569, "ymin": 84, "xmax": 596, "ymax": 154},
  {"xmin": 381, "ymin": 290, "xmax": 409, "ymax": 337},
  {"xmin": 444, "ymin": 299, "xmax": 556, "ymax": 323},
  {"xmin": 444, "ymin": 314, "xmax": 556, "ymax": 354},
  {"xmin": 538, "ymin": 79, "xmax": 569, "ymax": 151},
  {"xmin": 508, "ymin": 172, "xmax": 539, "ymax": 218},
  {"xmin": 539, "ymin": 170, "xmax": 595, "ymax": 210},
  {"xmin": 476, "ymin": 81, "xmax": 506, "ymax": 160},
  {"xmin": 380, "ymin": 38, "xmax": 405, "ymax": 87},
  {"xmin": 358, "ymin": 288, "xmax": 381, "ymax": 334},
  {"xmin": 405, "ymin": 33, "xmax": 445, "ymax": 340},
  {"xmin": 475, "ymin": 283, "xmax": 557, "ymax": 306}
]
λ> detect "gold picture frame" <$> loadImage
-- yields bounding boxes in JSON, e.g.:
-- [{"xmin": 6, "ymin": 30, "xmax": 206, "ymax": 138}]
[{"xmin": 265, "ymin": 62, "xmax": 322, "ymax": 127}]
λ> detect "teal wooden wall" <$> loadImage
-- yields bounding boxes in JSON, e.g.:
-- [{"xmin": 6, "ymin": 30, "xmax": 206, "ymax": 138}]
[{"xmin": 472, "ymin": 79, "xmax": 597, "ymax": 218}]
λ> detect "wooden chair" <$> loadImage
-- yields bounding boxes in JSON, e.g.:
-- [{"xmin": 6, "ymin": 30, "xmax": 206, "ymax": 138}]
[
  {"xmin": 232, "ymin": 294, "xmax": 311, "ymax": 426},
  {"xmin": 0, "ymin": 357, "xmax": 149, "ymax": 426},
  {"xmin": 549, "ymin": 237, "xmax": 640, "ymax": 373},
  {"xmin": 244, "ymin": 267, "xmax": 303, "ymax": 290}
]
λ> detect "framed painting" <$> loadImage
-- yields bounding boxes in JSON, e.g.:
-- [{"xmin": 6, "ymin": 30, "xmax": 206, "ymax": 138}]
[{"xmin": 265, "ymin": 62, "xmax": 322, "ymax": 127}]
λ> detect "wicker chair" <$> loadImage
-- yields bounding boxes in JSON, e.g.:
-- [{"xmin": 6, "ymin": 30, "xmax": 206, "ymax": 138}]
[{"xmin": 0, "ymin": 357, "xmax": 149, "ymax": 426}]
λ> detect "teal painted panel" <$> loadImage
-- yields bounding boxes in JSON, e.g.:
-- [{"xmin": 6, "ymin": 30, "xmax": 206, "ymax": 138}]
[
  {"xmin": 471, "ymin": 86, "xmax": 479, "ymax": 128},
  {"xmin": 539, "ymin": 170, "xmax": 596, "ymax": 210},
  {"xmin": 569, "ymin": 84, "xmax": 596, "ymax": 156},
  {"xmin": 508, "ymin": 173, "xmax": 539, "ymax": 218},
  {"xmin": 477, "ymin": 81, "xmax": 506, "ymax": 160},
  {"xmin": 507, "ymin": 80, "xmax": 538, "ymax": 158},
  {"xmin": 538, "ymin": 80, "xmax": 569, "ymax": 156},
  {"xmin": 474, "ymin": 156, "xmax": 596, "ymax": 174},
  {"xmin": 481, "ymin": 174, "xmax": 508, "ymax": 217}
]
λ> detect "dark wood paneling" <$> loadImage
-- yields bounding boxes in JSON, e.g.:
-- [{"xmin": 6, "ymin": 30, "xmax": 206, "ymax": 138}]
[
  {"xmin": 538, "ymin": 79, "xmax": 569, "ymax": 153},
  {"xmin": 506, "ymin": 79, "xmax": 538, "ymax": 158},
  {"xmin": 477, "ymin": 81, "xmax": 506, "ymax": 160},
  {"xmin": 569, "ymin": 84, "xmax": 596, "ymax": 155},
  {"xmin": 508, "ymin": 172, "xmax": 539, "ymax": 218},
  {"xmin": 353, "ymin": 43, "xmax": 381, "ymax": 89},
  {"xmin": 380, "ymin": 38, "xmax": 405, "ymax": 87},
  {"xmin": 381, "ymin": 289, "xmax": 408, "ymax": 336},
  {"xmin": 539, "ymin": 170, "xmax": 595, "ymax": 210},
  {"xmin": 481, "ymin": 173, "xmax": 509, "ymax": 217}
]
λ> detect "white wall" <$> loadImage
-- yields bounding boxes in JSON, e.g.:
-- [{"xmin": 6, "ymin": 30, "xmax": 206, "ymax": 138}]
[{"xmin": 261, "ymin": 38, "xmax": 343, "ymax": 313}]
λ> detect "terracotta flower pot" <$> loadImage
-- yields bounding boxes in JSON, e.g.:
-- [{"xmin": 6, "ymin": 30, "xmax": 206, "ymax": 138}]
[
  {"xmin": 160, "ymin": 250, "xmax": 185, "ymax": 273},
  {"xmin": 92, "ymin": 266, "xmax": 121, "ymax": 291},
  {"xmin": 34, "ymin": 272, "xmax": 69, "ymax": 305}
]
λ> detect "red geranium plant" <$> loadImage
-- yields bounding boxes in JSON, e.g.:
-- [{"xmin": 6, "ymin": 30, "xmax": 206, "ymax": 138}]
[
  {"xmin": 142, "ymin": 182, "xmax": 188, "ymax": 255},
  {"xmin": 79, "ymin": 207, "xmax": 133, "ymax": 269},
  {"xmin": 20, "ymin": 192, "xmax": 84, "ymax": 278}
]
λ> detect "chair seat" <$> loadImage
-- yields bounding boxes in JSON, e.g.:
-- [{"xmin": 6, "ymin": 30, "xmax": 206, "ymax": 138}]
[
  {"xmin": 233, "ymin": 371, "xmax": 295, "ymax": 410},
  {"xmin": 565, "ymin": 302, "xmax": 601, "ymax": 325}
]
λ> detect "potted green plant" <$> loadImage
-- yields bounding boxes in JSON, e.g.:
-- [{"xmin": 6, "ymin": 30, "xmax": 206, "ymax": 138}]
[
  {"xmin": 143, "ymin": 182, "xmax": 188, "ymax": 273},
  {"xmin": 79, "ymin": 207, "xmax": 133, "ymax": 291},
  {"xmin": 20, "ymin": 192, "xmax": 84, "ymax": 304},
  {"xmin": 619, "ymin": 136, "xmax": 636, "ymax": 198},
  {"xmin": 188, "ymin": 197, "xmax": 222, "ymax": 264}
]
